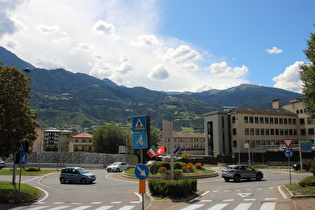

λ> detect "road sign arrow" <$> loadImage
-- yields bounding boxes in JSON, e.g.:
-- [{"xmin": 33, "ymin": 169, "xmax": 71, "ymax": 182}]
[{"xmin": 137, "ymin": 166, "xmax": 147, "ymax": 177}]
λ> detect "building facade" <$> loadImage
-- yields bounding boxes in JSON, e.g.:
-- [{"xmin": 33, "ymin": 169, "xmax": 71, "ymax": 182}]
[
  {"xmin": 204, "ymin": 99, "xmax": 315, "ymax": 157},
  {"xmin": 68, "ymin": 132, "xmax": 93, "ymax": 152},
  {"xmin": 44, "ymin": 129, "xmax": 73, "ymax": 151}
]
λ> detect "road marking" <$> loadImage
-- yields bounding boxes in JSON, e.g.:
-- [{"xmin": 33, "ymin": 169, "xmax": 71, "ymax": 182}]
[
  {"xmin": 48, "ymin": 206, "xmax": 70, "ymax": 210},
  {"xmin": 200, "ymin": 200, "xmax": 213, "ymax": 203},
  {"xmin": 244, "ymin": 198, "xmax": 256, "ymax": 201},
  {"xmin": 181, "ymin": 204, "xmax": 205, "ymax": 210},
  {"xmin": 208, "ymin": 203, "xmax": 228, "ymax": 210},
  {"xmin": 265, "ymin": 198, "xmax": 277, "ymax": 201},
  {"xmin": 53, "ymin": 202, "xmax": 64, "ymax": 204},
  {"xmin": 189, "ymin": 191, "xmax": 210, "ymax": 202},
  {"xmin": 130, "ymin": 201, "xmax": 141, "ymax": 203},
  {"xmin": 234, "ymin": 203, "xmax": 252, "ymax": 210},
  {"xmin": 134, "ymin": 192, "xmax": 142, "ymax": 202},
  {"xmin": 237, "ymin": 193, "xmax": 251, "ymax": 198},
  {"xmin": 71, "ymin": 206, "xmax": 91, "ymax": 210},
  {"xmin": 23, "ymin": 206, "xmax": 48, "ymax": 210},
  {"xmin": 94, "ymin": 206, "xmax": 113, "ymax": 210},
  {"xmin": 91, "ymin": 202, "xmax": 103, "ymax": 204},
  {"xmin": 110, "ymin": 201, "xmax": 122, "ymax": 204},
  {"xmin": 222, "ymin": 199, "xmax": 234, "ymax": 202},
  {"xmin": 278, "ymin": 185, "xmax": 288, "ymax": 199},
  {"xmin": 118, "ymin": 205, "xmax": 135, "ymax": 210},
  {"xmin": 260, "ymin": 202, "xmax": 276, "ymax": 210}
]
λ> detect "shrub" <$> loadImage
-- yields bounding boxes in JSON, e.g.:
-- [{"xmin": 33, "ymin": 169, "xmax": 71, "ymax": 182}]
[
  {"xmin": 310, "ymin": 157, "xmax": 315, "ymax": 176},
  {"xmin": 180, "ymin": 151, "xmax": 191, "ymax": 160},
  {"xmin": 26, "ymin": 167, "xmax": 40, "ymax": 171},
  {"xmin": 159, "ymin": 166, "xmax": 167, "ymax": 172},
  {"xmin": 174, "ymin": 161, "xmax": 187, "ymax": 169},
  {"xmin": 187, "ymin": 163, "xmax": 194, "ymax": 172},
  {"xmin": 160, "ymin": 170, "xmax": 183, "ymax": 180},
  {"xmin": 195, "ymin": 163, "xmax": 204, "ymax": 170},
  {"xmin": 148, "ymin": 179, "xmax": 197, "ymax": 197},
  {"xmin": 299, "ymin": 176, "xmax": 315, "ymax": 187},
  {"xmin": 303, "ymin": 159, "xmax": 312, "ymax": 171},
  {"xmin": 153, "ymin": 161, "xmax": 170, "ymax": 170}
]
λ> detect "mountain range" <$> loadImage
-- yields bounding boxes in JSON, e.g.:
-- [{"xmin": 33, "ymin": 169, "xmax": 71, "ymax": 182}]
[{"xmin": 0, "ymin": 46, "xmax": 301, "ymax": 131}]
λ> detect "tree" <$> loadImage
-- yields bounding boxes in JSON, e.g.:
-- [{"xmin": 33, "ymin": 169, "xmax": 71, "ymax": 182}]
[
  {"xmin": 148, "ymin": 126, "xmax": 161, "ymax": 149},
  {"xmin": 311, "ymin": 157, "xmax": 315, "ymax": 176},
  {"xmin": 92, "ymin": 123, "xmax": 125, "ymax": 153},
  {"xmin": 300, "ymin": 28, "xmax": 315, "ymax": 120},
  {"xmin": 0, "ymin": 62, "xmax": 38, "ymax": 159}
]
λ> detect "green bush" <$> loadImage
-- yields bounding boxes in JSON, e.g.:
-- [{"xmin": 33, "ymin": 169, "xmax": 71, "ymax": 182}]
[
  {"xmin": 303, "ymin": 159, "xmax": 312, "ymax": 171},
  {"xmin": 299, "ymin": 176, "xmax": 315, "ymax": 187},
  {"xmin": 26, "ymin": 167, "xmax": 40, "ymax": 171},
  {"xmin": 153, "ymin": 161, "xmax": 170, "ymax": 170},
  {"xmin": 174, "ymin": 161, "xmax": 187, "ymax": 169},
  {"xmin": 310, "ymin": 157, "xmax": 315, "ymax": 176},
  {"xmin": 148, "ymin": 179, "xmax": 197, "ymax": 197},
  {"xmin": 160, "ymin": 170, "xmax": 183, "ymax": 180}
]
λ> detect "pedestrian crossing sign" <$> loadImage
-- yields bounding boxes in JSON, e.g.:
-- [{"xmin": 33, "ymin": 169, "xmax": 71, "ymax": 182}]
[{"xmin": 132, "ymin": 116, "xmax": 150, "ymax": 132}]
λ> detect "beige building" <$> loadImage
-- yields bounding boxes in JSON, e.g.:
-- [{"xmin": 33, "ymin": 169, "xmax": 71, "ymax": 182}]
[
  {"xmin": 68, "ymin": 132, "xmax": 93, "ymax": 152},
  {"xmin": 204, "ymin": 99, "xmax": 315, "ymax": 157},
  {"xmin": 173, "ymin": 132, "xmax": 205, "ymax": 155},
  {"xmin": 31, "ymin": 127, "xmax": 45, "ymax": 152}
]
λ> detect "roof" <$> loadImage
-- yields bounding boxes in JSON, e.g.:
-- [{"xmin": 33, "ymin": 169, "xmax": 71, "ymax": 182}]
[
  {"xmin": 72, "ymin": 132, "xmax": 92, "ymax": 138},
  {"xmin": 173, "ymin": 132, "xmax": 205, "ymax": 138},
  {"xmin": 229, "ymin": 106, "xmax": 296, "ymax": 116}
]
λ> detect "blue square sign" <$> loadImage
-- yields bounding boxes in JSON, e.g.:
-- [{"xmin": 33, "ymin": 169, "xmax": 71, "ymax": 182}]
[
  {"xmin": 132, "ymin": 116, "xmax": 147, "ymax": 132},
  {"xmin": 132, "ymin": 133, "xmax": 148, "ymax": 149}
]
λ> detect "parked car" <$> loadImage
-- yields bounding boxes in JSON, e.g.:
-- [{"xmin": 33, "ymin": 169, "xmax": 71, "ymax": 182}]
[
  {"xmin": 0, "ymin": 159, "xmax": 5, "ymax": 169},
  {"xmin": 292, "ymin": 163, "xmax": 301, "ymax": 170},
  {"xmin": 145, "ymin": 160, "xmax": 156, "ymax": 167},
  {"xmin": 106, "ymin": 162, "xmax": 129, "ymax": 172},
  {"xmin": 59, "ymin": 167, "xmax": 96, "ymax": 184},
  {"xmin": 222, "ymin": 164, "xmax": 263, "ymax": 182}
]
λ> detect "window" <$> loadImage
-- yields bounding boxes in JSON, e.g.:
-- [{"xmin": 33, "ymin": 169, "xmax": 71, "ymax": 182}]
[
  {"xmin": 245, "ymin": 128, "xmax": 249, "ymax": 135},
  {"xmin": 233, "ymin": 141, "xmax": 237, "ymax": 147},
  {"xmin": 261, "ymin": 140, "xmax": 265, "ymax": 146},
  {"xmin": 255, "ymin": 128, "xmax": 259, "ymax": 135},
  {"xmin": 297, "ymin": 110, "xmax": 299, "ymax": 114},
  {"xmin": 271, "ymin": 129, "xmax": 275, "ymax": 135},
  {"xmin": 279, "ymin": 118, "xmax": 283, "ymax": 124},
  {"xmin": 294, "ymin": 129, "xmax": 297, "ymax": 135},
  {"xmin": 301, "ymin": 129, "xmax": 306, "ymax": 136},
  {"xmin": 293, "ymin": 119, "xmax": 296, "ymax": 124},
  {"xmin": 255, "ymin": 117, "xmax": 259, "ymax": 123},
  {"xmin": 233, "ymin": 128, "xmax": 237, "ymax": 135},
  {"xmin": 275, "ymin": 118, "xmax": 278, "ymax": 124},
  {"xmin": 308, "ymin": 118, "xmax": 313, "ymax": 124},
  {"xmin": 300, "ymin": 118, "xmax": 305, "ymax": 125},
  {"xmin": 260, "ymin": 129, "xmax": 265, "ymax": 135},
  {"xmin": 284, "ymin": 118, "xmax": 288, "ymax": 124},
  {"xmin": 309, "ymin": 128, "xmax": 315, "ymax": 135},
  {"xmin": 260, "ymin": 117, "xmax": 264, "ymax": 124},
  {"xmin": 256, "ymin": 140, "xmax": 260, "ymax": 146},
  {"xmin": 280, "ymin": 129, "xmax": 284, "ymax": 135},
  {"xmin": 288, "ymin": 118, "xmax": 292, "ymax": 124},
  {"xmin": 250, "ymin": 128, "xmax": 254, "ymax": 135},
  {"xmin": 266, "ymin": 129, "xmax": 270, "ymax": 135},
  {"xmin": 244, "ymin": 116, "xmax": 248, "ymax": 123},
  {"xmin": 232, "ymin": 116, "xmax": 236, "ymax": 123},
  {"xmin": 289, "ymin": 129, "xmax": 293, "ymax": 135},
  {"xmin": 250, "ymin": 117, "xmax": 254, "ymax": 123},
  {"xmin": 270, "ymin": 118, "xmax": 274, "ymax": 124},
  {"xmin": 300, "ymin": 109, "xmax": 303, "ymax": 114},
  {"xmin": 251, "ymin": 140, "xmax": 255, "ymax": 147},
  {"xmin": 265, "ymin": 117, "xmax": 269, "ymax": 124},
  {"xmin": 285, "ymin": 129, "xmax": 288, "ymax": 135},
  {"xmin": 275, "ymin": 129, "xmax": 279, "ymax": 135}
]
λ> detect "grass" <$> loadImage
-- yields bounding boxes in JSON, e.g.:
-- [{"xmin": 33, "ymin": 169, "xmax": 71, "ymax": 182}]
[
  {"xmin": 0, "ymin": 168, "xmax": 57, "ymax": 175},
  {"xmin": 0, "ymin": 181, "xmax": 40, "ymax": 202},
  {"xmin": 285, "ymin": 183, "xmax": 315, "ymax": 196}
]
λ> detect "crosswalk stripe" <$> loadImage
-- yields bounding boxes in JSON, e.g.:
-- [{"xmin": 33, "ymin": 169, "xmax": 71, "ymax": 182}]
[
  {"xmin": 71, "ymin": 206, "xmax": 92, "ymax": 210},
  {"xmin": 181, "ymin": 204, "xmax": 205, "ymax": 210},
  {"xmin": 208, "ymin": 203, "xmax": 228, "ymax": 210},
  {"xmin": 24, "ymin": 206, "xmax": 48, "ymax": 210},
  {"xmin": 48, "ymin": 206, "xmax": 70, "ymax": 210},
  {"xmin": 94, "ymin": 206, "xmax": 113, "ymax": 210},
  {"xmin": 222, "ymin": 199, "xmax": 234, "ymax": 202},
  {"xmin": 234, "ymin": 203, "xmax": 252, "ymax": 210},
  {"xmin": 118, "ymin": 205, "xmax": 135, "ymax": 210},
  {"xmin": 110, "ymin": 201, "xmax": 122, "ymax": 204},
  {"xmin": 260, "ymin": 202, "xmax": 276, "ymax": 210},
  {"xmin": 91, "ymin": 202, "xmax": 103, "ymax": 204}
]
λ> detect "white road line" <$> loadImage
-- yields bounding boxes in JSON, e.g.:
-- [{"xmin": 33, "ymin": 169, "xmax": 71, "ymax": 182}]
[
  {"xmin": 48, "ymin": 206, "xmax": 70, "ymax": 210},
  {"xmin": 33, "ymin": 186, "xmax": 49, "ymax": 203},
  {"xmin": 265, "ymin": 198, "xmax": 277, "ymax": 201},
  {"xmin": 53, "ymin": 202, "xmax": 64, "ymax": 205},
  {"xmin": 118, "ymin": 205, "xmax": 135, "ymax": 210},
  {"xmin": 222, "ymin": 199, "xmax": 234, "ymax": 202},
  {"xmin": 94, "ymin": 206, "xmax": 113, "ymax": 210},
  {"xmin": 71, "ymin": 206, "xmax": 92, "ymax": 210},
  {"xmin": 278, "ymin": 185, "xmax": 288, "ymax": 199},
  {"xmin": 134, "ymin": 192, "xmax": 142, "ymax": 202},
  {"xmin": 181, "ymin": 204, "xmax": 205, "ymax": 210},
  {"xmin": 207, "ymin": 203, "xmax": 228, "ymax": 210},
  {"xmin": 23, "ymin": 206, "xmax": 48, "ymax": 210},
  {"xmin": 234, "ymin": 203, "xmax": 252, "ymax": 210},
  {"xmin": 200, "ymin": 200, "xmax": 213, "ymax": 203},
  {"xmin": 189, "ymin": 191, "xmax": 210, "ymax": 202},
  {"xmin": 110, "ymin": 201, "xmax": 122, "ymax": 204},
  {"xmin": 244, "ymin": 198, "xmax": 256, "ymax": 201},
  {"xmin": 260, "ymin": 202, "xmax": 276, "ymax": 210},
  {"xmin": 91, "ymin": 202, "xmax": 103, "ymax": 204}
]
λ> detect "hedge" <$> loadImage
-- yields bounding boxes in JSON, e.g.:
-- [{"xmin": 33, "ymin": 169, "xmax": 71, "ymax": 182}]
[
  {"xmin": 152, "ymin": 161, "xmax": 187, "ymax": 170},
  {"xmin": 148, "ymin": 179, "xmax": 197, "ymax": 197},
  {"xmin": 299, "ymin": 176, "xmax": 315, "ymax": 187}
]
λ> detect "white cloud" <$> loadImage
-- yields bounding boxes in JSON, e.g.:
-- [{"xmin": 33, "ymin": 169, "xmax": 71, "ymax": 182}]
[
  {"xmin": 206, "ymin": 62, "xmax": 249, "ymax": 78},
  {"xmin": 148, "ymin": 65, "xmax": 169, "ymax": 81},
  {"xmin": 266, "ymin": 46, "xmax": 283, "ymax": 54},
  {"xmin": 36, "ymin": 24, "xmax": 59, "ymax": 35},
  {"xmin": 180, "ymin": 63, "xmax": 199, "ymax": 72},
  {"xmin": 158, "ymin": 45, "xmax": 201, "ymax": 64},
  {"xmin": 131, "ymin": 35, "xmax": 160, "ymax": 47},
  {"xmin": 272, "ymin": 61, "xmax": 304, "ymax": 93},
  {"xmin": 93, "ymin": 20, "xmax": 120, "ymax": 40},
  {"xmin": 70, "ymin": 43, "xmax": 92, "ymax": 55}
]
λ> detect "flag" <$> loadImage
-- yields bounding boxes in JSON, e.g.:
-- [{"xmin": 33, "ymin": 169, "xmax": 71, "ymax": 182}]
[
  {"xmin": 155, "ymin": 145, "xmax": 165, "ymax": 156},
  {"xmin": 173, "ymin": 146, "xmax": 181, "ymax": 155},
  {"xmin": 147, "ymin": 146, "xmax": 157, "ymax": 158}
]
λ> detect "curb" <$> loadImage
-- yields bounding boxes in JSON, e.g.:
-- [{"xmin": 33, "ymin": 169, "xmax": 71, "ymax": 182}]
[{"xmin": 122, "ymin": 172, "xmax": 219, "ymax": 179}]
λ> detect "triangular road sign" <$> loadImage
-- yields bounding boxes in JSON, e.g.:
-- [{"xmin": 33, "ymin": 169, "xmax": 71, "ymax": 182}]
[
  {"xmin": 134, "ymin": 119, "xmax": 144, "ymax": 130},
  {"xmin": 282, "ymin": 139, "xmax": 294, "ymax": 148}
]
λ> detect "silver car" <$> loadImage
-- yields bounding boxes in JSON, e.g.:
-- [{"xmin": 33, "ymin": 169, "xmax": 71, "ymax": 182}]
[
  {"xmin": 222, "ymin": 164, "xmax": 263, "ymax": 182},
  {"xmin": 0, "ymin": 159, "xmax": 5, "ymax": 169},
  {"xmin": 106, "ymin": 162, "xmax": 129, "ymax": 172}
]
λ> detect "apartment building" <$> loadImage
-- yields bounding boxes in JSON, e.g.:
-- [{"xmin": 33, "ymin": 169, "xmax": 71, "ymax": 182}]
[
  {"xmin": 68, "ymin": 132, "xmax": 93, "ymax": 152},
  {"xmin": 204, "ymin": 99, "xmax": 315, "ymax": 157},
  {"xmin": 44, "ymin": 129, "xmax": 73, "ymax": 151}
]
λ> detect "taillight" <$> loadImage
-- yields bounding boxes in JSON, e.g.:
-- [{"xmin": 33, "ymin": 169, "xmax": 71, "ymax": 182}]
[{"xmin": 228, "ymin": 170, "xmax": 233, "ymax": 172}]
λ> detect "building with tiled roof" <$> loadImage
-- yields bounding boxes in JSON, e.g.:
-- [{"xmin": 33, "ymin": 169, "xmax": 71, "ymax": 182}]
[{"xmin": 68, "ymin": 132, "xmax": 93, "ymax": 152}]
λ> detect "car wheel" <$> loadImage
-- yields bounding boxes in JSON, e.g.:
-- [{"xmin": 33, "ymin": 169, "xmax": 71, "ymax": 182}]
[
  {"xmin": 81, "ymin": 178, "xmax": 87, "ymax": 184},
  {"xmin": 60, "ymin": 178, "xmax": 66, "ymax": 184},
  {"xmin": 224, "ymin": 178, "xmax": 230, "ymax": 182},
  {"xmin": 107, "ymin": 168, "xmax": 111, "ymax": 172},
  {"xmin": 234, "ymin": 175, "xmax": 241, "ymax": 182},
  {"xmin": 116, "ymin": 168, "xmax": 120, "ymax": 172},
  {"xmin": 256, "ymin": 174, "xmax": 262, "ymax": 181}
]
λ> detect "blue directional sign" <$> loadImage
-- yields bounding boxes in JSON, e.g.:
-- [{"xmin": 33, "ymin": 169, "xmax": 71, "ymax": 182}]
[
  {"xmin": 132, "ymin": 133, "xmax": 148, "ymax": 149},
  {"xmin": 135, "ymin": 164, "xmax": 149, "ymax": 180},
  {"xmin": 19, "ymin": 153, "xmax": 27, "ymax": 165},
  {"xmin": 284, "ymin": 149, "xmax": 293, "ymax": 158},
  {"xmin": 301, "ymin": 142, "xmax": 312, "ymax": 151},
  {"xmin": 132, "ymin": 116, "xmax": 147, "ymax": 132}
]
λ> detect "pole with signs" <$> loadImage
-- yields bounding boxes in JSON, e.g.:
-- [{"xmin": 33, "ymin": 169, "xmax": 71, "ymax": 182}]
[
  {"xmin": 135, "ymin": 164, "xmax": 149, "ymax": 210},
  {"xmin": 283, "ymin": 138, "xmax": 294, "ymax": 185}
]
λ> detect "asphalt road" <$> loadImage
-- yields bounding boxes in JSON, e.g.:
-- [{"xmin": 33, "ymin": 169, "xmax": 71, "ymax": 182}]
[{"xmin": 0, "ymin": 168, "xmax": 312, "ymax": 210}]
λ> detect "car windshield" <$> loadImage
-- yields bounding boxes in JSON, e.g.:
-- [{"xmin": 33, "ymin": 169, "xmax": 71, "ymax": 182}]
[
  {"xmin": 111, "ymin": 162, "xmax": 119, "ymax": 166},
  {"xmin": 77, "ymin": 168, "xmax": 88, "ymax": 174}
]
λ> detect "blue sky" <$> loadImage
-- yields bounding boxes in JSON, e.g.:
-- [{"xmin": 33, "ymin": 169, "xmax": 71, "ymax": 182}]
[{"xmin": 0, "ymin": 0, "xmax": 314, "ymax": 93}]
